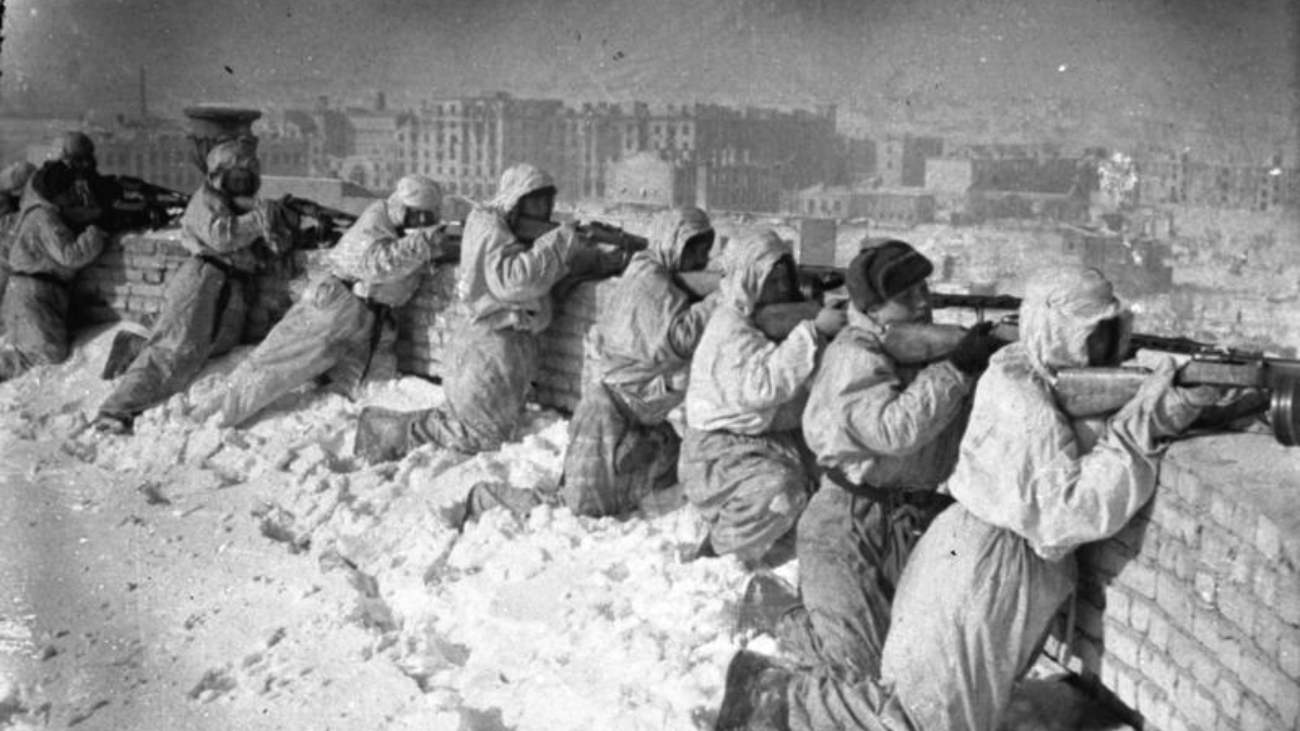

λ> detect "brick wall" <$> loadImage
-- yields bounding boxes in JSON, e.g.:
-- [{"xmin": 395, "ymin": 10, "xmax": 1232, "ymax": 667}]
[
  {"xmin": 70, "ymin": 229, "xmax": 604, "ymax": 413},
  {"xmin": 1043, "ymin": 434, "xmax": 1300, "ymax": 731},
  {"xmin": 71, "ymin": 230, "xmax": 305, "ymax": 342},
  {"xmin": 72, "ymin": 231, "xmax": 1300, "ymax": 730}
]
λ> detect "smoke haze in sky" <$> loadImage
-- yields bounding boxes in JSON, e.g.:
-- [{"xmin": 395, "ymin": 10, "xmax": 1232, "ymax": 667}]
[{"xmin": 2, "ymin": 0, "xmax": 1296, "ymax": 144}]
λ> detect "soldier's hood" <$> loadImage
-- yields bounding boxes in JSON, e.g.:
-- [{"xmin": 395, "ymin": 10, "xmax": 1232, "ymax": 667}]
[
  {"xmin": 642, "ymin": 206, "xmax": 712, "ymax": 271},
  {"xmin": 719, "ymin": 230, "xmax": 792, "ymax": 317},
  {"xmin": 1019, "ymin": 266, "xmax": 1131, "ymax": 374},
  {"xmin": 486, "ymin": 164, "xmax": 555, "ymax": 215}
]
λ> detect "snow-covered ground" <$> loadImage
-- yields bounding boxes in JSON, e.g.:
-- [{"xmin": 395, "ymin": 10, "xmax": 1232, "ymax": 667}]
[{"xmin": 0, "ymin": 323, "xmax": 1129, "ymax": 730}]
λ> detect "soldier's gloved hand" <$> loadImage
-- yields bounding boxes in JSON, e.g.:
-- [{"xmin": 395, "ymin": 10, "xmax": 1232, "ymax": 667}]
[
  {"xmin": 948, "ymin": 321, "xmax": 1003, "ymax": 375},
  {"xmin": 1113, "ymin": 357, "xmax": 1218, "ymax": 446},
  {"xmin": 813, "ymin": 305, "xmax": 847, "ymax": 338}
]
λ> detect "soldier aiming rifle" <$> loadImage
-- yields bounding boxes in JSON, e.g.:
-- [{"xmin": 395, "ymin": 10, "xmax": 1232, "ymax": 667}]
[{"xmin": 883, "ymin": 290, "xmax": 1299, "ymax": 446}]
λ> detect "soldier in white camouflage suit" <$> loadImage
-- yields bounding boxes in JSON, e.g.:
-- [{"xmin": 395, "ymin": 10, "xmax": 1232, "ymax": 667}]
[
  {"xmin": 93, "ymin": 141, "xmax": 292, "ymax": 434},
  {"xmin": 199, "ymin": 175, "xmax": 449, "ymax": 427},
  {"xmin": 353, "ymin": 163, "xmax": 594, "ymax": 462},
  {"xmin": 0, "ymin": 161, "xmax": 106, "ymax": 381}
]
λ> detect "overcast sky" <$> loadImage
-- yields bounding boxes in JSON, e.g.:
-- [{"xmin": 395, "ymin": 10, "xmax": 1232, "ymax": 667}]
[{"xmin": 3, "ymin": 0, "xmax": 1296, "ymax": 144}]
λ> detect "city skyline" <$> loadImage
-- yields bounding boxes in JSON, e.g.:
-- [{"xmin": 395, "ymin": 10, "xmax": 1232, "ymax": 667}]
[{"xmin": 2, "ymin": 0, "xmax": 1296, "ymax": 153}]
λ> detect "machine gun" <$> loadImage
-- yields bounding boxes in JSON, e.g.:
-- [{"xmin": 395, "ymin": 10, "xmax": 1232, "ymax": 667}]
[
  {"xmin": 107, "ymin": 175, "xmax": 191, "ymax": 230},
  {"xmin": 277, "ymin": 194, "xmax": 359, "ymax": 249}
]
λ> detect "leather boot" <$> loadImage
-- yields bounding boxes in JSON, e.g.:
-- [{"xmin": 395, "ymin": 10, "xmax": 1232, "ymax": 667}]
[
  {"xmin": 735, "ymin": 571, "xmax": 802, "ymax": 638},
  {"xmin": 354, "ymin": 406, "xmax": 421, "ymax": 463},
  {"xmin": 715, "ymin": 650, "xmax": 793, "ymax": 731}
]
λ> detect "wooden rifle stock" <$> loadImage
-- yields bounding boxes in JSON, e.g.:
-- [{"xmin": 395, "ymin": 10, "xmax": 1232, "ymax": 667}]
[
  {"xmin": 882, "ymin": 321, "xmax": 1018, "ymax": 365},
  {"xmin": 753, "ymin": 301, "xmax": 823, "ymax": 340},
  {"xmin": 676, "ymin": 270, "xmax": 722, "ymax": 299}
]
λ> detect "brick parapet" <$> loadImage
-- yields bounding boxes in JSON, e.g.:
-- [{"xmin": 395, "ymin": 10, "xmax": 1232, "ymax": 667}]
[
  {"xmin": 1045, "ymin": 434, "xmax": 1300, "ymax": 730},
  {"xmin": 70, "ymin": 228, "xmax": 603, "ymax": 412}
]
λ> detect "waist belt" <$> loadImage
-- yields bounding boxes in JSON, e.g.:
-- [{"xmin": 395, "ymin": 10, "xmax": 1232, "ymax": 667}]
[
  {"xmin": 10, "ymin": 270, "xmax": 66, "ymax": 287},
  {"xmin": 196, "ymin": 253, "xmax": 253, "ymax": 279},
  {"xmin": 823, "ymin": 467, "xmax": 952, "ymax": 513}
]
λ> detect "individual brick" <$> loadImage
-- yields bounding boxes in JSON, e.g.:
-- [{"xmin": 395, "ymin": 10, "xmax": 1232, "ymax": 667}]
[
  {"xmin": 127, "ymin": 283, "xmax": 165, "ymax": 298},
  {"xmin": 1172, "ymin": 674, "xmax": 1219, "ymax": 729},
  {"xmin": 1129, "ymin": 594, "xmax": 1154, "ymax": 634},
  {"xmin": 1214, "ymin": 585, "xmax": 1256, "ymax": 638},
  {"xmin": 1165, "ymin": 624, "xmax": 1217, "ymax": 690},
  {"xmin": 1147, "ymin": 606, "xmax": 1173, "ymax": 652},
  {"xmin": 1157, "ymin": 572, "xmax": 1196, "ymax": 628},
  {"xmin": 1273, "ymin": 568, "xmax": 1300, "ymax": 626},
  {"xmin": 1212, "ymin": 674, "xmax": 1245, "ymax": 725},
  {"xmin": 1166, "ymin": 467, "xmax": 1213, "ymax": 512},
  {"xmin": 1138, "ymin": 642, "xmax": 1178, "ymax": 695},
  {"xmin": 1103, "ymin": 583, "xmax": 1133, "ymax": 627},
  {"xmin": 1277, "ymin": 625, "xmax": 1300, "ymax": 681},
  {"xmin": 1238, "ymin": 694, "xmax": 1283, "ymax": 731},
  {"xmin": 1252, "ymin": 561, "xmax": 1279, "ymax": 609},
  {"xmin": 1116, "ymin": 557, "xmax": 1159, "ymax": 599},
  {"xmin": 1253, "ymin": 515, "xmax": 1282, "ymax": 563},
  {"xmin": 1192, "ymin": 606, "xmax": 1245, "ymax": 683},
  {"xmin": 1159, "ymin": 533, "xmax": 1195, "ymax": 581},
  {"xmin": 1207, "ymin": 491, "xmax": 1243, "ymax": 540},
  {"xmin": 1104, "ymin": 624, "xmax": 1142, "ymax": 668},
  {"xmin": 1150, "ymin": 494, "xmax": 1203, "ymax": 548},
  {"xmin": 1137, "ymin": 679, "xmax": 1173, "ymax": 729},
  {"xmin": 1163, "ymin": 709, "xmax": 1193, "ymax": 731},
  {"xmin": 1199, "ymin": 526, "xmax": 1238, "ymax": 576},
  {"xmin": 1099, "ymin": 654, "xmax": 1140, "ymax": 710},
  {"xmin": 1193, "ymin": 570, "xmax": 1217, "ymax": 606},
  {"xmin": 1281, "ymin": 532, "xmax": 1300, "ymax": 575}
]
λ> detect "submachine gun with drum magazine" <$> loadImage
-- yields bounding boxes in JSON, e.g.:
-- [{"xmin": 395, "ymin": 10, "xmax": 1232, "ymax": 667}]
[{"xmin": 884, "ymin": 292, "xmax": 1300, "ymax": 446}]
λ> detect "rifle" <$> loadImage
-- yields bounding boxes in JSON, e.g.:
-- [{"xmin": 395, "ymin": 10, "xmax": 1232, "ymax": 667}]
[
  {"xmin": 915, "ymin": 287, "xmax": 1247, "ymax": 362},
  {"xmin": 676, "ymin": 264, "xmax": 847, "ymax": 304},
  {"xmin": 510, "ymin": 215, "xmax": 648, "ymax": 254},
  {"xmin": 929, "ymin": 292, "xmax": 1023, "ymax": 316},
  {"xmin": 883, "ymin": 319, "xmax": 1299, "ymax": 446},
  {"xmin": 674, "ymin": 268, "xmax": 842, "ymax": 340}
]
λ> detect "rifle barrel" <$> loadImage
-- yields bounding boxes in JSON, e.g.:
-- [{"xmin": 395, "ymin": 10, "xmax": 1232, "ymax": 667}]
[{"xmin": 929, "ymin": 293, "xmax": 1023, "ymax": 311}]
